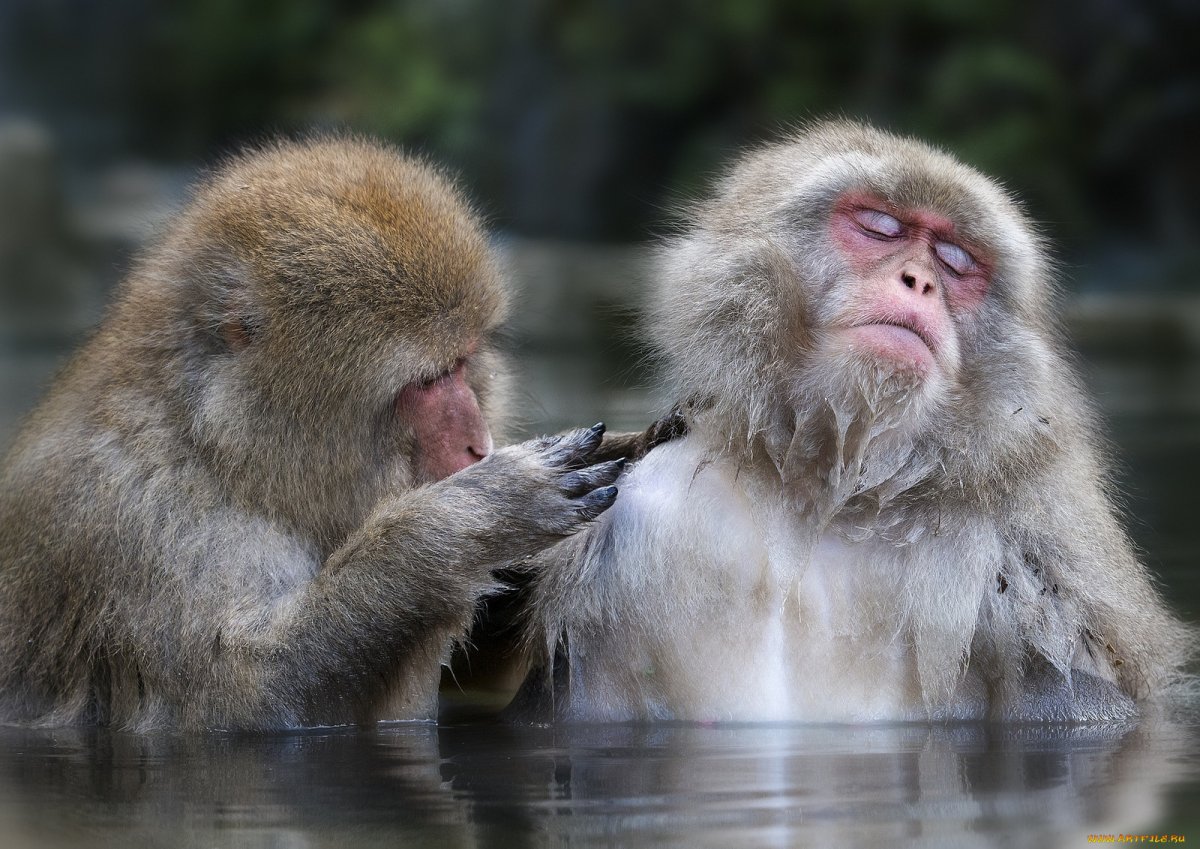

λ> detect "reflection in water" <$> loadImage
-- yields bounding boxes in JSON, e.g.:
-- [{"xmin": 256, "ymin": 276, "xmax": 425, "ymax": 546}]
[
  {"xmin": 0, "ymin": 724, "xmax": 475, "ymax": 849},
  {"xmin": 0, "ymin": 717, "xmax": 1194, "ymax": 848}
]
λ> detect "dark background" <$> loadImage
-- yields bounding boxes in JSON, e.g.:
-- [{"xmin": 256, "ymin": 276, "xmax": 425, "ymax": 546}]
[{"xmin": 2, "ymin": 0, "xmax": 1197, "ymax": 258}]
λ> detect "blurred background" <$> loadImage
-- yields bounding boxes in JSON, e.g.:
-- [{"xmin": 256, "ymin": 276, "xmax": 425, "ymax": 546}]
[{"xmin": 0, "ymin": 0, "xmax": 1197, "ymax": 621}]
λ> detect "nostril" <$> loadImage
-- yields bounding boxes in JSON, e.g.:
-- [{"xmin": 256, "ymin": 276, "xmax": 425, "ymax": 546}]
[{"xmin": 902, "ymin": 273, "xmax": 916, "ymax": 289}]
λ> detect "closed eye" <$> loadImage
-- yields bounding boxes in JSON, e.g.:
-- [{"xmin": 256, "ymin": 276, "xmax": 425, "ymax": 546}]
[
  {"xmin": 934, "ymin": 241, "xmax": 976, "ymax": 275},
  {"xmin": 852, "ymin": 209, "xmax": 903, "ymax": 239},
  {"xmin": 422, "ymin": 357, "xmax": 467, "ymax": 388}
]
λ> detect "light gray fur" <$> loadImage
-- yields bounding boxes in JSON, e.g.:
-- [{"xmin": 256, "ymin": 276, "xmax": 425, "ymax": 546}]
[{"xmin": 516, "ymin": 121, "xmax": 1193, "ymax": 724}]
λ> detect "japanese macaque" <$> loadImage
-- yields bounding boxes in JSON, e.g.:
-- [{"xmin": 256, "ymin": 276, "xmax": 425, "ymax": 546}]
[
  {"xmin": 0, "ymin": 137, "xmax": 654, "ymax": 731},
  {"xmin": 514, "ymin": 121, "xmax": 1195, "ymax": 724}
]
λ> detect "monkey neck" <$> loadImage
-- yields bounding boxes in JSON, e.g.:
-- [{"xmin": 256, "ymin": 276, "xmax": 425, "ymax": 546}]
[{"xmin": 696, "ymin": 393, "xmax": 945, "ymax": 543}]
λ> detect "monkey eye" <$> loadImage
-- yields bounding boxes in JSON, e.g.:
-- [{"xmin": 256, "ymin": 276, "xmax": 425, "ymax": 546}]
[
  {"xmin": 852, "ymin": 209, "xmax": 903, "ymax": 239},
  {"xmin": 934, "ymin": 241, "xmax": 976, "ymax": 275},
  {"xmin": 422, "ymin": 357, "xmax": 467, "ymax": 388}
]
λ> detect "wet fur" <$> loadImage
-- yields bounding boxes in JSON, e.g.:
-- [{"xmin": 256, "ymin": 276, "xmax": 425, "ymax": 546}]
[
  {"xmin": 517, "ymin": 122, "xmax": 1194, "ymax": 723},
  {"xmin": 0, "ymin": 138, "xmax": 621, "ymax": 730}
]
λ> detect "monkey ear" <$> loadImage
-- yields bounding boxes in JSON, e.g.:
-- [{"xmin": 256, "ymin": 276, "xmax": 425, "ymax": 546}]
[{"xmin": 201, "ymin": 254, "xmax": 264, "ymax": 353}]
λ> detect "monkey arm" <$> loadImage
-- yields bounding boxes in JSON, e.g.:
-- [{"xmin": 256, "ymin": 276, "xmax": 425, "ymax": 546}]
[
  {"xmin": 201, "ymin": 427, "xmax": 624, "ymax": 729},
  {"xmin": 988, "ymin": 436, "xmax": 1195, "ymax": 709},
  {"xmin": 246, "ymin": 494, "xmax": 503, "ymax": 728},
  {"xmin": 1011, "ymin": 663, "xmax": 1138, "ymax": 722}
]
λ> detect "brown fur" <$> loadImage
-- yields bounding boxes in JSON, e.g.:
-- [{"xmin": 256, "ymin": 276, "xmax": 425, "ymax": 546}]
[{"xmin": 0, "ymin": 137, "xmax": 622, "ymax": 730}]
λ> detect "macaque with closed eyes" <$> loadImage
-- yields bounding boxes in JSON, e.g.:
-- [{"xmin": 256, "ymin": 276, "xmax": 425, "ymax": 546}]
[
  {"xmin": 0, "ymin": 136, "xmax": 663, "ymax": 731},
  {"xmin": 513, "ymin": 121, "xmax": 1194, "ymax": 723}
]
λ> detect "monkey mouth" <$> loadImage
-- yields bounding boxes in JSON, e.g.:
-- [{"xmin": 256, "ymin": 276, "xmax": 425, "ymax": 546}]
[
  {"xmin": 862, "ymin": 318, "xmax": 934, "ymax": 352},
  {"xmin": 846, "ymin": 317, "xmax": 937, "ymax": 371}
]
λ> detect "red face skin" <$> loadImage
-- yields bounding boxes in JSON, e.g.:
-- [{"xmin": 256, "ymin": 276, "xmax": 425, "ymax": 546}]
[
  {"xmin": 395, "ymin": 346, "xmax": 493, "ymax": 482},
  {"xmin": 827, "ymin": 191, "xmax": 991, "ymax": 376}
]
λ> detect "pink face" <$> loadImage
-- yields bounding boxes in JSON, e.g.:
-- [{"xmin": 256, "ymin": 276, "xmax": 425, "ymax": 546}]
[
  {"xmin": 827, "ymin": 191, "xmax": 991, "ymax": 377},
  {"xmin": 395, "ymin": 345, "xmax": 493, "ymax": 483}
]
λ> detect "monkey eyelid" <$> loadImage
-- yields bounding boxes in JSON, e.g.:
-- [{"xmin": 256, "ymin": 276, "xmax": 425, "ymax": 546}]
[
  {"xmin": 421, "ymin": 356, "xmax": 468, "ymax": 387},
  {"xmin": 934, "ymin": 241, "xmax": 976, "ymax": 276},
  {"xmin": 851, "ymin": 209, "xmax": 904, "ymax": 239}
]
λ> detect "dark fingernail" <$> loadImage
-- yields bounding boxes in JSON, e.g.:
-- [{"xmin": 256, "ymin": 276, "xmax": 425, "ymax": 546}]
[
  {"xmin": 589, "ymin": 422, "xmax": 606, "ymax": 434},
  {"xmin": 615, "ymin": 458, "xmax": 627, "ymax": 470}
]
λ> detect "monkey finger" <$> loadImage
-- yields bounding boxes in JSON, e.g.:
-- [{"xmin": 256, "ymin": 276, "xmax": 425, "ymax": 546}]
[
  {"xmin": 573, "ymin": 485, "xmax": 618, "ymax": 523},
  {"xmin": 541, "ymin": 422, "xmax": 606, "ymax": 469},
  {"xmin": 645, "ymin": 405, "xmax": 689, "ymax": 451},
  {"xmin": 559, "ymin": 458, "xmax": 626, "ymax": 497}
]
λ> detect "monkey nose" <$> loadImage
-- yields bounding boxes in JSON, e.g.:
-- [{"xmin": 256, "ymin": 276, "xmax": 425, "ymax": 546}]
[
  {"xmin": 468, "ymin": 431, "xmax": 494, "ymax": 461},
  {"xmin": 900, "ymin": 268, "xmax": 936, "ymax": 296}
]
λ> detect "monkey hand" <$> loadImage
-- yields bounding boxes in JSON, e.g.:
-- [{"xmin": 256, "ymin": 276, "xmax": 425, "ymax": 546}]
[{"xmin": 439, "ymin": 422, "xmax": 623, "ymax": 567}]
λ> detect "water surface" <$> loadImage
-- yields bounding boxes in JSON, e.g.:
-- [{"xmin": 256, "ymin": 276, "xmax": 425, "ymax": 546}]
[{"xmin": 0, "ymin": 716, "xmax": 1195, "ymax": 848}]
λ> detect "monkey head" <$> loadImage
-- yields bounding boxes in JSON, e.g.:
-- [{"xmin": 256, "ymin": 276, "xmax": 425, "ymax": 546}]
[
  {"xmin": 652, "ymin": 122, "xmax": 1063, "ymax": 517},
  {"xmin": 130, "ymin": 138, "xmax": 510, "ymax": 542}
]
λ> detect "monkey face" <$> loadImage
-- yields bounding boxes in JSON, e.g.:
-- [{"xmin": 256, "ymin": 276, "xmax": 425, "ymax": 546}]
[
  {"xmin": 823, "ymin": 190, "xmax": 981, "ymax": 382},
  {"xmin": 649, "ymin": 121, "xmax": 1059, "ymax": 474},
  {"xmin": 394, "ymin": 348, "xmax": 494, "ymax": 484}
]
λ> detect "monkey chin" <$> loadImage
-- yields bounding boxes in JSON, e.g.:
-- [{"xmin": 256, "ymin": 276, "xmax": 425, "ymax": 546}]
[{"xmin": 812, "ymin": 327, "xmax": 941, "ymax": 415}]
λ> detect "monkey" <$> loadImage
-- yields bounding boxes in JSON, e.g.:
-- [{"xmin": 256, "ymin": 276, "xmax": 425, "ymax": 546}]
[
  {"xmin": 512, "ymin": 121, "xmax": 1195, "ymax": 724},
  {"xmin": 0, "ymin": 135, "xmax": 663, "ymax": 732}
]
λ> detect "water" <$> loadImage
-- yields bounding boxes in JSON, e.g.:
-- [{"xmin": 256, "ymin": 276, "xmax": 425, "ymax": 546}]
[{"xmin": 0, "ymin": 717, "xmax": 1195, "ymax": 848}]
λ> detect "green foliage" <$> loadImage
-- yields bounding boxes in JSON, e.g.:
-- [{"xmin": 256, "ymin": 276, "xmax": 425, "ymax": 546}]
[
  {"xmin": 320, "ymin": 4, "xmax": 492, "ymax": 157},
  {"xmin": 7, "ymin": 0, "xmax": 1192, "ymax": 247}
]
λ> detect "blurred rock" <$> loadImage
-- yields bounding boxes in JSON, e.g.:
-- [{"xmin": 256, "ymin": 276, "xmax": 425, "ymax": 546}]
[
  {"xmin": 0, "ymin": 119, "xmax": 189, "ymax": 450},
  {"xmin": 73, "ymin": 160, "xmax": 186, "ymax": 252},
  {"xmin": 498, "ymin": 236, "xmax": 663, "ymax": 437},
  {"xmin": 0, "ymin": 117, "xmax": 102, "ymax": 449},
  {"xmin": 0, "ymin": 117, "xmax": 97, "ymax": 340},
  {"xmin": 1068, "ymin": 292, "xmax": 1200, "ymax": 357}
]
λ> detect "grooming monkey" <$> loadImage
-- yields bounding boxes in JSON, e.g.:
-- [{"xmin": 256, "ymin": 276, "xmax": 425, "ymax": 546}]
[
  {"xmin": 0, "ymin": 137, "xmax": 665, "ymax": 731},
  {"xmin": 515, "ymin": 121, "xmax": 1194, "ymax": 723}
]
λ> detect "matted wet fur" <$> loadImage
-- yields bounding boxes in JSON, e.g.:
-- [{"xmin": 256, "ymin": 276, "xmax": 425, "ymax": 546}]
[
  {"xmin": 514, "ymin": 121, "xmax": 1194, "ymax": 724},
  {"xmin": 0, "ymin": 137, "xmax": 630, "ymax": 730}
]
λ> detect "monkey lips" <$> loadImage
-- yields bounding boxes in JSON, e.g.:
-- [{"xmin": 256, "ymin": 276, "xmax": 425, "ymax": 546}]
[{"xmin": 844, "ymin": 316, "xmax": 938, "ymax": 376}]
